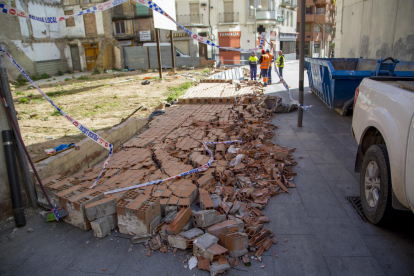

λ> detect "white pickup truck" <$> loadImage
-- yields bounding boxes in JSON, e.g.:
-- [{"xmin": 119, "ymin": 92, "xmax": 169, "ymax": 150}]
[{"xmin": 352, "ymin": 76, "xmax": 414, "ymax": 225}]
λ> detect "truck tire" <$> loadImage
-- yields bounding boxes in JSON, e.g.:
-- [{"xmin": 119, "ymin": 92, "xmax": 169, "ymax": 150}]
[{"xmin": 360, "ymin": 144, "xmax": 394, "ymax": 225}]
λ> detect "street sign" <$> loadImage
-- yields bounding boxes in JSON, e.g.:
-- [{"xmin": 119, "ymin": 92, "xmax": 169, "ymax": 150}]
[
  {"xmin": 153, "ymin": 0, "xmax": 177, "ymax": 31},
  {"xmin": 140, "ymin": 31, "xmax": 151, "ymax": 41}
]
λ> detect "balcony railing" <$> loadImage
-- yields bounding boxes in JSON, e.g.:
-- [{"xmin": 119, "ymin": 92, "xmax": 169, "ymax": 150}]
[
  {"xmin": 281, "ymin": 0, "xmax": 298, "ymax": 7},
  {"xmin": 256, "ymin": 11, "xmax": 284, "ymax": 22},
  {"xmin": 219, "ymin": 12, "xmax": 239, "ymax": 24},
  {"xmin": 176, "ymin": 14, "xmax": 204, "ymax": 26}
]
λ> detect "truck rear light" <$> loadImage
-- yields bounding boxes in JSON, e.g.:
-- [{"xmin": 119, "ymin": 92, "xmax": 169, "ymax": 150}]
[{"xmin": 353, "ymin": 86, "xmax": 360, "ymax": 110}]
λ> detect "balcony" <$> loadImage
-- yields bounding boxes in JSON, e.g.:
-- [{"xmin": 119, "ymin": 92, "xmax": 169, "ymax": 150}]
[
  {"xmin": 305, "ymin": 14, "xmax": 314, "ymax": 22},
  {"xmin": 176, "ymin": 14, "xmax": 204, "ymax": 26},
  {"xmin": 305, "ymin": 0, "xmax": 332, "ymax": 5},
  {"xmin": 219, "ymin": 12, "xmax": 239, "ymax": 24},
  {"xmin": 315, "ymin": 13, "xmax": 330, "ymax": 22},
  {"xmin": 280, "ymin": 0, "xmax": 298, "ymax": 8}
]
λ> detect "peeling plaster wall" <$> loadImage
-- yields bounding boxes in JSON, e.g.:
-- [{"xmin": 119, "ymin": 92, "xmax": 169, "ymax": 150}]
[{"xmin": 335, "ymin": 0, "xmax": 414, "ymax": 61}]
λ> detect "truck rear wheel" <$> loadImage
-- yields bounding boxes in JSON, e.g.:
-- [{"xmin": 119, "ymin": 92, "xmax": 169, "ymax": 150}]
[{"xmin": 360, "ymin": 144, "xmax": 394, "ymax": 225}]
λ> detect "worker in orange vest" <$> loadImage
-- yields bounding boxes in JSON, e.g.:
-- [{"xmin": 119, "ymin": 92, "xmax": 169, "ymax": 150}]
[
  {"xmin": 266, "ymin": 49, "xmax": 274, "ymax": 85},
  {"xmin": 259, "ymin": 49, "xmax": 270, "ymax": 85}
]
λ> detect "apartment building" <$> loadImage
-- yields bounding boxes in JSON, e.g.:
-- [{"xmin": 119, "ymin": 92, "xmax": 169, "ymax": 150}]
[
  {"xmin": 161, "ymin": 0, "xmax": 296, "ymax": 65},
  {"xmin": 296, "ymin": 0, "xmax": 335, "ymax": 58},
  {"xmin": 62, "ymin": 0, "xmax": 117, "ymax": 71},
  {"xmin": 111, "ymin": 0, "xmax": 156, "ymax": 46}
]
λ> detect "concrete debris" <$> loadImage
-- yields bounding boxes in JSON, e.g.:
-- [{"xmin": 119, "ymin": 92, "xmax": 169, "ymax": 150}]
[
  {"xmin": 36, "ymin": 81, "xmax": 297, "ymax": 274},
  {"xmin": 131, "ymin": 234, "xmax": 152, "ymax": 244}
]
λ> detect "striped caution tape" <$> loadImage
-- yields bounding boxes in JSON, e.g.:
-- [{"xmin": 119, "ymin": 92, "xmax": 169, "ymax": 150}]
[
  {"xmin": 104, "ymin": 140, "xmax": 242, "ymax": 195},
  {"xmin": 0, "ymin": 0, "xmax": 265, "ymax": 53},
  {"xmin": 266, "ymin": 40, "xmax": 313, "ymax": 110},
  {"xmin": 0, "ymin": 46, "xmax": 113, "ymax": 188}
]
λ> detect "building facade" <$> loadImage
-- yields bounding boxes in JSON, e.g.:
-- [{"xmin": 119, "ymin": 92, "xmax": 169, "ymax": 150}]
[
  {"xmin": 334, "ymin": 0, "xmax": 414, "ymax": 61},
  {"xmin": 111, "ymin": 0, "xmax": 156, "ymax": 46},
  {"xmin": 158, "ymin": 0, "xmax": 297, "ymax": 65},
  {"xmin": 0, "ymin": 0, "xmax": 120, "ymax": 80},
  {"xmin": 296, "ymin": 0, "xmax": 335, "ymax": 58}
]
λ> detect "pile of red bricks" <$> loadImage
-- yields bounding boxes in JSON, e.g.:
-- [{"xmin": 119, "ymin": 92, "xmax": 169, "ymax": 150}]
[{"xmin": 36, "ymin": 91, "xmax": 297, "ymax": 273}]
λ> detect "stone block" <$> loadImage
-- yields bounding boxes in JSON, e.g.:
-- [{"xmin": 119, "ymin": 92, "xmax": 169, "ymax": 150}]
[
  {"xmin": 192, "ymin": 210, "xmax": 226, "ymax": 228},
  {"xmin": 85, "ymin": 197, "xmax": 117, "ymax": 221},
  {"xmin": 90, "ymin": 214, "xmax": 117, "ymax": 238},
  {"xmin": 168, "ymin": 234, "xmax": 188, "ymax": 250},
  {"xmin": 193, "ymin": 233, "xmax": 219, "ymax": 256},
  {"xmin": 180, "ymin": 228, "xmax": 204, "ymax": 240},
  {"xmin": 209, "ymin": 261, "xmax": 231, "ymax": 276}
]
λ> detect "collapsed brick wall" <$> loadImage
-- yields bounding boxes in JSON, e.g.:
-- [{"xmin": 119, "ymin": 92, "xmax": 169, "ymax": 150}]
[{"xmin": 36, "ymin": 92, "xmax": 297, "ymax": 272}]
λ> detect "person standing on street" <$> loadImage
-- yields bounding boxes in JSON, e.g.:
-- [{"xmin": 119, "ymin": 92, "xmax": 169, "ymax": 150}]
[
  {"xmin": 266, "ymin": 49, "xmax": 274, "ymax": 85},
  {"xmin": 259, "ymin": 49, "xmax": 270, "ymax": 85},
  {"xmin": 277, "ymin": 50, "xmax": 285, "ymax": 81},
  {"xmin": 248, "ymin": 52, "xmax": 259, "ymax": 81}
]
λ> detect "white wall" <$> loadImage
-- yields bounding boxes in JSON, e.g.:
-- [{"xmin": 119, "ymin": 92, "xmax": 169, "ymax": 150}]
[
  {"xmin": 335, "ymin": 0, "xmax": 414, "ymax": 61},
  {"xmin": 61, "ymin": 6, "xmax": 86, "ymax": 37}
]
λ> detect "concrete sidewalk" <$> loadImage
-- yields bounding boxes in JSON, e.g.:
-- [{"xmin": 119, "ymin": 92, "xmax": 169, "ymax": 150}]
[{"xmin": 0, "ymin": 61, "xmax": 413, "ymax": 276}]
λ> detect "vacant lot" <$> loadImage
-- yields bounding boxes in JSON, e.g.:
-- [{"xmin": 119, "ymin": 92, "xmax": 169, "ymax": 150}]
[{"xmin": 12, "ymin": 69, "xmax": 206, "ymax": 160}]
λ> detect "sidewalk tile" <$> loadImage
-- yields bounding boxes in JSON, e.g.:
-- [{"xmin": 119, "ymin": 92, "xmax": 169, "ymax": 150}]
[
  {"xmin": 310, "ymin": 217, "xmax": 372, "ymax": 257},
  {"xmin": 325, "ymin": 256, "xmax": 386, "ymax": 276}
]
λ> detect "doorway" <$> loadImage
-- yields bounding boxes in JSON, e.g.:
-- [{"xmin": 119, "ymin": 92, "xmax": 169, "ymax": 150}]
[
  {"xmin": 70, "ymin": 45, "xmax": 81, "ymax": 71},
  {"xmin": 83, "ymin": 44, "xmax": 99, "ymax": 71}
]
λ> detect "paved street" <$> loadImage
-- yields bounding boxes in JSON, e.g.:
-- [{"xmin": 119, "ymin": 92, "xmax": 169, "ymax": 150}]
[{"xmin": 1, "ymin": 61, "xmax": 413, "ymax": 276}]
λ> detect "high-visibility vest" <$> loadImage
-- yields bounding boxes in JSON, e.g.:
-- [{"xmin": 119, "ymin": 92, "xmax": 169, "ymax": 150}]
[
  {"xmin": 260, "ymin": 54, "xmax": 270, "ymax": 69},
  {"xmin": 277, "ymin": 55, "xmax": 285, "ymax": 68},
  {"xmin": 268, "ymin": 53, "xmax": 274, "ymax": 62},
  {"xmin": 248, "ymin": 56, "xmax": 259, "ymax": 67}
]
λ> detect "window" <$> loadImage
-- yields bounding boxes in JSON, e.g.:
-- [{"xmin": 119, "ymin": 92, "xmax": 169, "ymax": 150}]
[
  {"xmin": 282, "ymin": 10, "xmax": 285, "ymax": 26},
  {"xmin": 261, "ymin": 0, "xmax": 268, "ymax": 10},
  {"xmin": 290, "ymin": 12, "xmax": 294, "ymax": 27},
  {"xmin": 316, "ymin": 7, "xmax": 325, "ymax": 14},
  {"xmin": 136, "ymin": 4, "xmax": 150, "ymax": 16},
  {"xmin": 305, "ymin": 23, "xmax": 311, "ymax": 32},
  {"xmin": 286, "ymin": 12, "xmax": 289, "ymax": 27},
  {"xmin": 314, "ymin": 24, "xmax": 321, "ymax": 32},
  {"xmin": 115, "ymin": 21, "xmax": 125, "ymax": 35},
  {"xmin": 297, "ymin": 22, "xmax": 300, "ymax": 32},
  {"xmin": 190, "ymin": 3, "xmax": 200, "ymax": 24},
  {"xmin": 65, "ymin": 10, "xmax": 75, "ymax": 27},
  {"xmin": 224, "ymin": 0, "xmax": 234, "ymax": 23},
  {"xmin": 304, "ymin": 43, "xmax": 310, "ymax": 56},
  {"xmin": 280, "ymin": 41, "xmax": 296, "ymax": 54},
  {"xmin": 249, "ymin": 0, "xmax": 254, "ymax": 18},
  {"xmin": 305, "ymin": 6, "xmax": 312, "ymax": 14}
]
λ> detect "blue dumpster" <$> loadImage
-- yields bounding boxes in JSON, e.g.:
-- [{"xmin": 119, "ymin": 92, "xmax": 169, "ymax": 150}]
[{"xmin": 304, "ymin": 57, "xmax": 414, "ymax": 115}]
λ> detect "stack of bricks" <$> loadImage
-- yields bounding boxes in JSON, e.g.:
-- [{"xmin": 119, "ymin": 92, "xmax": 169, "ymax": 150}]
[{"xmin": 178, "ymin": 82, "xmax": 258, "ymax": 104}]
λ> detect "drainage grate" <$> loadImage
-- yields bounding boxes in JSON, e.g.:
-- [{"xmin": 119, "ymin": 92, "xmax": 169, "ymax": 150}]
[{"xmin": 346, "ymin": 197, "xmax": 368, "ymax": 222}]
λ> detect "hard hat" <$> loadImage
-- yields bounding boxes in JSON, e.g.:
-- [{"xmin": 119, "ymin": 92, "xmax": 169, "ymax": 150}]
[
  {"xmin": 261, "ymin": 49, "xmax": 265, "ymax": 54},
  {"xmin": 266, "ymin": 49, "xmax": 270, "ymax": 52}
]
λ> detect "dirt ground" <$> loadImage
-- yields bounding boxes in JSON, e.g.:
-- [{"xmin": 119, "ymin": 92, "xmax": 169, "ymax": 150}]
[{"xmin": 11, "ymin": 69, "xmax": 208, "ymax": 161}]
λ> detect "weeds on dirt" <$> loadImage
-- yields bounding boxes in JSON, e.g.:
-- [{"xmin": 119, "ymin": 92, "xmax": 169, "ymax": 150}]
[
  {"xmin": 15, "ymin": 91, "xmax": 25, "ymax": 96},
  {"xmin": 78, "ymin": 76, "xmax": 89, "ymax": 80},
  {"xmin": 92, "ymin": 68, "xmax": 100, "ymax": 75},
  {"xmin": 15, "ymin": 74, "xmax": 28, "ymax": 87},
  {"xmin": 166, "ymin": 81, "xmax": 193, "ymax": 102},
  {"xmin": 58, "ymin": 70, "xmax": 64, "ymax": 76},
  {"xmin": 64, "ymin": 78, "xmax": 70, "ymax": 81},
  {"xmin": 51, "ymin": 110, "xmax": 61, "ymax": 116},
  {"xmin": 19, "ymin": 97, "xmax": 29, "ymax": 104}
]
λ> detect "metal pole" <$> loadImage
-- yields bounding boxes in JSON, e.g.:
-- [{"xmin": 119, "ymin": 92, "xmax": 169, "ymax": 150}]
[
  {"xmin": 2, "ymin": 130, "xmax": 26, "ymax": 227},
  {"xmin": 297, "ymin": 0, "xmax": 305, "ymax": 127},
  {"xmin": 254, "ymin": 8, "xmax": 257, "ymax": 48},
  {"xmin": 0, "ymin": 53, "xmax": 38, "ymax": 208},
  {"xmin": 170, "ymin": 30, "xmax": 176, "ymax": 74},
  {"xmin": 155, "ymin": 28, "xmax": 162, "ymax": 79}
]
